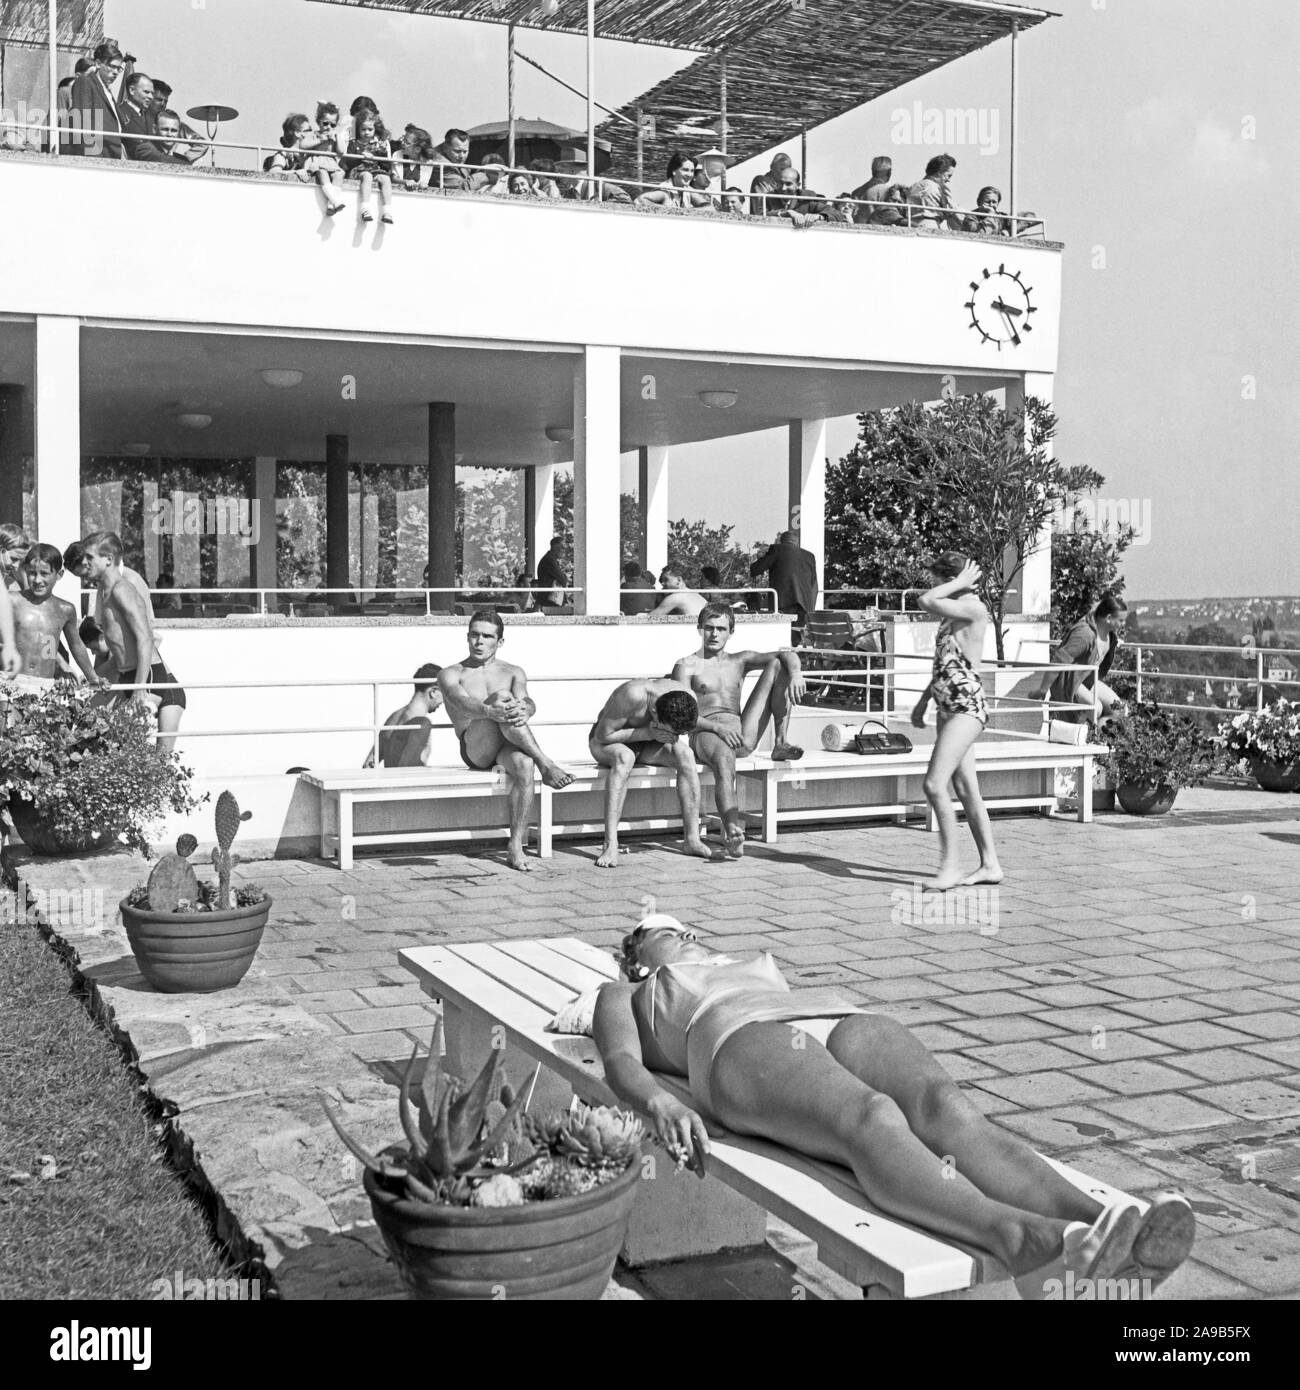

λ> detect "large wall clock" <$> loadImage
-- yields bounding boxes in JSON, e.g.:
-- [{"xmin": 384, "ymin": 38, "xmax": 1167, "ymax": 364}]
[{"xmin": 964, "ymin": 265, "xmax": 1036, "ymax": 349}]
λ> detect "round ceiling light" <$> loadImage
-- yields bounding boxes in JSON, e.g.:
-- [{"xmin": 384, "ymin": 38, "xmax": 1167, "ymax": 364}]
[
  {"xmin": 175, "ymin": 412, "xmax": 213, "ymax": 430},
  {"xmin": 698, "ymin": 389, "xmax": 738, "ymax": 410},
  {"xmin": 260, "ymin": 368, "xmax": 304, "ymax": 388},
  {"xmin": 545, "ymin": 426, "xmax": 574, "ymax": 443},
  {"xmin": 121, "ymin": 442, "xmax": 151, "ymax": 455}
]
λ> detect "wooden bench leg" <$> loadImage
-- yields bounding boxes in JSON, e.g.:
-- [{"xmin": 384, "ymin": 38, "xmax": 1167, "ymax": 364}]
[
  {"xmin": 537, "ymin": 786, "xmax": 553, "ymax": 859},
  {"xmin": 762, "ymin": 769, "xmax": 779, "ymax": 843},
  {"xmin": 1078, "ymin": 756, "xmax": 1093, "ymax": 823},
  {"xmin": 338, "ymin": 792, "xmax": 355, "ymax": 871}
]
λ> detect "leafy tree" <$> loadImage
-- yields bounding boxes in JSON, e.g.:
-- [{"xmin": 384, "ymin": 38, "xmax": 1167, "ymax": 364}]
[
  {"xmin": 667, "ymin": 518, "xmax": 755, "ymax": 588},
  {"xmin": 1050, "ymin": 504, "xmax": 1135, "ymax": 639},
  {"xmin": 827, "ymin": 395, "xmax": 1105, "ymax": 659}
]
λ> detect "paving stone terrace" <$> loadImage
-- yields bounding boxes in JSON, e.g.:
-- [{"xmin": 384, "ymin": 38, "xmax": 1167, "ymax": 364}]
[{"xmin": 10, "ymin": 783, "xmax": 1300, "ymax": 1300}]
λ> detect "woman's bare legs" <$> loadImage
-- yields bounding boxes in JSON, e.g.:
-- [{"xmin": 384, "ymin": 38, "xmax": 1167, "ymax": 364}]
[
  {"xmin": 950, "ymin": 739, "xmax": 1002, "ymax": 885},
  {"xmin": 825, "ymin": 1014, "xmax": 1100, "ymax": 1223},
  {"xmin": 708, "ymin": 1021, "xmax": 1069, "ymax": 1274},
  {"xmin": 922, "ymin": 710, "xmax": 983, "ymax": 889}
]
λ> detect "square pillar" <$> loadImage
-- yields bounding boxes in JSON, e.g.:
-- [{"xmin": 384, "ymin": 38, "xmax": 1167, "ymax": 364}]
[
  {"xmin": 35, "ymin": 317, "xmax": 81, "ymax": 600},
  {"xmin": 1006, "ymin": 375, "xmax": 1053, "ymax": 616},
  {"xmin": 252, "ymin": 456, "xmax": 278, "ymax": 608},
  {"xmin": 525, "ymin": 463, "xmax": 555, "ymax": 577},
  {"xmin": 573, "ymin": 346, "xmax": 621, "ymax": 616},
  {"xmin": 638, "ymin": 445, "xmax": 669, "ymax": 577},
  {"xmin": 0, "ymin": 384, "xmax": 26, "ymax": 527},
  {"xmin": 325, "ymin": 433, "xmax": 350, "ymax": 593},
  {"xmin": 788, "ymin": 418, "xmax": 826, "ymax": 600},
  {"xmin": 427, "ymin": 403, "xmax": 457, "ymax": 609}
]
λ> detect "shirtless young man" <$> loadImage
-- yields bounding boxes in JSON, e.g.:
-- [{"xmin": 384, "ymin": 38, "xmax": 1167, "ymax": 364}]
[
  {"xmin": 672, "ymin": 603, "xmax": 806, "ymax": 857},
  {"xmin": 363, "ymin": 663, "xmax": 444, "ymax": 768},
  {"xmin": 588, "ymin": 678, "xmax": 713, "ymax": 868},
  {"xmin": 650, "ymin": 568, "xmax": 707, "ymax": 618},
  {"xmin": 436, "ymin": 610, "xmax": 573, "ymax": 872},
  {"xmin": 11, "ymin": 545, "xmax": 103, "ymax": 689},
  {"xmin": 83, "ymin": 531, "xmax": 188, "ymax": 754}
]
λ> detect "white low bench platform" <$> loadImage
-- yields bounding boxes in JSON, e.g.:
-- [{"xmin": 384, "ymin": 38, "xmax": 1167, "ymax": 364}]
[
  {"xmin": 304, "ymin": 733, "xmax": 1103, "ymax": 869},
  {"xmin": 400, "ymin": 936, "xmax": 1140, "ymax": 1299}
]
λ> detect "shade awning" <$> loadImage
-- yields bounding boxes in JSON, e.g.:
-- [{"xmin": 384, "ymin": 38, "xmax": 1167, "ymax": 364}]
[
  {"xmin": 0, "ymin": 0, "xmax": 103, "ymax": 48},
  {"xmin": 306, "ymin": 0, "xmax": 1056, "ymax": 177}
]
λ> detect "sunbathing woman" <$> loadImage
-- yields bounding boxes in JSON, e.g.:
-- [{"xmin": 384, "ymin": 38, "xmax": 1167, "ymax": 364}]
[
  {"xmin": 912, "ymin": 552, "xmax": 1002, "ymax": 890},
  {"xmin": 593, "ymin": 916, "xmax": 1195, "ymax": 1299}
]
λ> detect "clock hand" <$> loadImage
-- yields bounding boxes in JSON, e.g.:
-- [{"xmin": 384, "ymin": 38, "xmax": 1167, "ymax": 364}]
[{"xmin": 990, "ymin": 298, "xmax": 1023, "ymax": 318}]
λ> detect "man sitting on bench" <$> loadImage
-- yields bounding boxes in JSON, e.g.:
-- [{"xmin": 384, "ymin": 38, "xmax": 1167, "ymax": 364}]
[
  {"xmin": 437, "ymin": 609, "xmax": 574, "ymax": 872},
  {"xmin": 672, "ymin": 603, "xmax": 805, "ymax": 857},
  {"xmin": 588, "ymin": 678, "xmax": 714, "ymax": 868},
  {"xmin": 362, "ymin": 662, "xmax": 444, "ymax": 768}
]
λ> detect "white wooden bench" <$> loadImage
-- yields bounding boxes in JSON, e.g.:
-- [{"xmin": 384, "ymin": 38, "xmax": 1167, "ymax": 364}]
[
  {"xmin": 304, "ymin": 733, "xmax": 1102, "ymax": 869},
  {"xmin": 400, "ymin": 936, "xmax": 1140, "ymax": 1299}
]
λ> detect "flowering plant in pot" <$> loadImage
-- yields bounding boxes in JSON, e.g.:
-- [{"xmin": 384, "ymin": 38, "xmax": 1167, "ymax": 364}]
[
  {"xmin": 1099, "ymin": 699, "xmax": 1222, "ymax": 815},
  {"xmin": 1219, "ymin": 698, "xmax": 1300, "ymax": 792},
  {"xmin": 323, "ymin": 1019, "xmax": 644, "ymax": 1300},
  {"xmin": 0, "ymin": 684, "xmax": 201, "ymax": 856},
  {"xmin": 119, "ymin": 791, "xmax": 272, "ymax": 993}
]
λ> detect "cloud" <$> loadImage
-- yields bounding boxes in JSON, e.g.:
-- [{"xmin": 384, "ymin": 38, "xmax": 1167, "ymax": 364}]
[
  {"xmin": 1192, "ymin": 114, "xmax": 1270, "ymax": 180},
  {"xmin": 1122, "ymin": 94, "xmax": 1190, "ymax": 144},
  {"xmin": 1123, "ymin": 96, "xmax": 1270, "ymax": 182}
]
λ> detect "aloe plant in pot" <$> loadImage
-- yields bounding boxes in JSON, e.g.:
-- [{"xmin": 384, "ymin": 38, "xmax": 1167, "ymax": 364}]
[
  {"xmin": 1099, "ymin": 700, "xmax": 1223, "ymax": 816},
  {"xmin": 323, "ymin": 1019, "xmax": 644, "ymax": 1300},
  {"xmin": 119, "ymin": 791, "xmax": 272, "ymax": 992}
]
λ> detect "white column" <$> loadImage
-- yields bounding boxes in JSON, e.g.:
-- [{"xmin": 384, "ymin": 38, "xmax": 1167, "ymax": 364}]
[
  {"xmin": 638, "ymin": 444, "xmax": 669, "ymax": 576},
  {"xmin": 788, "ymin": 418, "xmax": 827, "ymax": 604},
  {"xmin": 253, "ymin": 456, "xmax": 278, "ymax": 607},
  {"xmin": 35, "ymin": 315, "xmax": 81, "ymax": 599},
  {"xmin": 525, "ymin": 462, "xmax": 555, "ymax": 577},
  {"xmin": 1006, "ymin": 374, "xmax": 1053, "ymax": 615},
  {"xmin": 573, "ymin": 346, "xmax": 620, "ymax": 615}
]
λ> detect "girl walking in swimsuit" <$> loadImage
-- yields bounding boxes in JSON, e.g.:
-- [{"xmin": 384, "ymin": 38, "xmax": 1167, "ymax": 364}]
[
  {"xmin": 912, "ymin": 552, "xmax": 1002, "ymax": 890},
  {"xmin": 592, "ymin": 916, "xmax": 1195, "ymax": 1298}
]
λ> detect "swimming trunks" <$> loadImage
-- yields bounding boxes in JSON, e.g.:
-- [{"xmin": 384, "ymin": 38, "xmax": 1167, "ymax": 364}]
[
  {"xmin": 930, "ymin": 618, "xmax": 987, "ymax": 725},
  {"xmin": 631, "ymin": 954, "xmax": 862, "ymax": 1119},
  {"xmin": 117, "ymin": 660, "xmax": 187, "ymax": 711},
  {"xmin": 458, "ymin": 728, "xmax": 498, "ymax": 771}
]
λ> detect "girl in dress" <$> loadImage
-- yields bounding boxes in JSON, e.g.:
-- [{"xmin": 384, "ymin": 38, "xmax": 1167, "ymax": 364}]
[
  {"xmin": 269, "ymin": 114, "xmax": 345, "ymax": 216},
  {"xmin": 344, "ymin": 111, "xmax": 394, "ymax": 224},
  {"xmin": 303, "ymin": 100, "xmax": 345, "ymax": 201},
  {"xmin": 912, "ymin": 551, "xmax": 1003, "ymax": 890}
]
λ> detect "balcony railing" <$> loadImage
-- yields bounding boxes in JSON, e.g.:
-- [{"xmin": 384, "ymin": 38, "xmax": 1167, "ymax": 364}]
[{"xmin": 15, "ymin": 123, "xmax": 1051, "ymax": 240}]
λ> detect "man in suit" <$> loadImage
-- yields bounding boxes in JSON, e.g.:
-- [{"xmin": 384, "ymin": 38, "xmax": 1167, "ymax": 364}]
[
  {"xmin": 118, "ymin": 74, "xmax": 168, "ymax": 161},
  {"xmin": 749, "ymin": 530, "xmax": 820, "ymax": 625},
  {"xmin": 67, "ymin": 40, "xmax": 128, "ymax": 158},
  {"xmin": 151, "ymin": 81, "xmax": 207, "ymax": 163}
]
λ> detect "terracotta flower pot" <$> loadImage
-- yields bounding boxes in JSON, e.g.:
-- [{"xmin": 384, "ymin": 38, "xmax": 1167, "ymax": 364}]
[
  {"xmin": 1116, "ymin": 782, "xmax": 1178, "ymax": 816},
  {"xmin": 8, "ymin": 796, "xmax": 124, "ymax": 855},
  {"xmin": 364, "ymin": 1151, "xmax": 642, "ymax": 1300},
  {"xmin": 119, "ymin": 896, "xmax": 272, "ymax": 993},
  {"xmin": 1249, "ymin": 758, "xmax": 1300, "ymax": 793}
]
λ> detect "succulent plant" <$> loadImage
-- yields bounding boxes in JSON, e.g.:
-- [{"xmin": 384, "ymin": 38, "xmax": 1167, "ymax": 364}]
[
  {"xmin": 145, "ymin": 833, "xmax": 200, "ymax": 911},
  {"xmin": 323, "ymin": 1025, "xmax": 643, "ymax": 1208},
  {"xmin": 211, "ymin": 791, "xmax": 251, "ymax": 908},
  {"xmin": 322, "ymin": 1017, "xmax": 531, "ymax": 1205}
]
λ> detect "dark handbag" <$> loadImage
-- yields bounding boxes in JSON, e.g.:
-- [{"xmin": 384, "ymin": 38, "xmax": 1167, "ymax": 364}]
[{"xmin": 852, "ymin": 720, "xmax": 913, "ymax": 756}]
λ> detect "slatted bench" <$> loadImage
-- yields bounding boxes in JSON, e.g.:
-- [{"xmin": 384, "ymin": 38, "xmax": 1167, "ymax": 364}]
[
  {"xmin": 737, "ymin": 735, "xmax": 1107, "ymax": 842},
  {"xmin": 304, "ymin": 731, "xmax": 1103, "ymax": 869},
  {"xmin": 400, "ymin": 936, "xmax": 1140, "ymax": 1299}
]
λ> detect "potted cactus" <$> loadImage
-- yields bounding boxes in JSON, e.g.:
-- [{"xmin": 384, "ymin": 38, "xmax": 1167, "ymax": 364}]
[
  {"xmin": 119, "ymin": 791, "xmax": 272, "ymax": 993},
  {"xmin": 323, "ymin": 1020, "xmax": 644, "ymax": 1300}
]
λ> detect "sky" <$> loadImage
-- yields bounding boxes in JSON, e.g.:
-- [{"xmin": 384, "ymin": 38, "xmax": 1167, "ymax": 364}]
[{"xmin": 106, "ymin": 0, "xmax": 1299, "ymax": 598}]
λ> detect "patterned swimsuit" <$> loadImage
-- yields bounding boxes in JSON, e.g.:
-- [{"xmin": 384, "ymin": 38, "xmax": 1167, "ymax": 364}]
[{"xmin": 931, "ymin": 618, "xmax": 988, "ymax": 725}]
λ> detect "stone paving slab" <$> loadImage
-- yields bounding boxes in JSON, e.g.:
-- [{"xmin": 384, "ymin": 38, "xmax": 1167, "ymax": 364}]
[{"xmin": 8, "ymin": 781, "xmax": 1300, "ymax": 1300}]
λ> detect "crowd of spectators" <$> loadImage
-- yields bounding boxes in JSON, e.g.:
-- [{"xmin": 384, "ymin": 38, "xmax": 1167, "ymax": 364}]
[{"xmin": 21, "ymin": 35, "xmax": 1034, "ymax": 237}]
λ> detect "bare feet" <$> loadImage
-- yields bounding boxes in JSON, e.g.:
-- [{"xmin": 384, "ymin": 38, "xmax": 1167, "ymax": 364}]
[
  {"xmin": 506, "ymin": 845, "xmax": 534, "ymax": 873},
  {"xmin": 771, "ymin": 742, "xmax": 804, "ymax": 761},
  {"xmin": 722, "ymin": 814, "xmax": 746, "ymax": 859},
  {"xmin": 683, "ymin": 837, "xmax": 715, "ymax": 861},
  {"xmin": 927, "ymin": 864, "xmax": 965, "ymax": 891},
  {"xmin": 541, "ymin": 764, "xmax": 574, "ymax": 790},
  {"xmin": 961, "ymin": 864, "xmax": 1004, "ymax": 886},
  {"xmin": 595, "ymin": 842, "xmax": 619, "ymax": 869}
]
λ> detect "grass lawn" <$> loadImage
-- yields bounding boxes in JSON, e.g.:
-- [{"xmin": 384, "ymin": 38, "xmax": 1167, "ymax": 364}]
[{"xmin": 0, "ymin": 908, "xmax": 230, "ymax": 1299}]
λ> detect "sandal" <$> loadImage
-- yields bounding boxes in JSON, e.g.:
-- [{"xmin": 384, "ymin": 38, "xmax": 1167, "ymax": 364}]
[
  {"xmin": 361, "ymin": 210, "xmax": 374, "ymax": 223},
  {"xmin": 1015, "ymin": 1201, "xmax": 1142, "ymax": 1300}
]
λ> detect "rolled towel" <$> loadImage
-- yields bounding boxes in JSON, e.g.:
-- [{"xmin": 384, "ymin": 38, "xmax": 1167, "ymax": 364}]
[{"xmin": 821, "ymin": 723, "xmax": 860, "ymax": 752}]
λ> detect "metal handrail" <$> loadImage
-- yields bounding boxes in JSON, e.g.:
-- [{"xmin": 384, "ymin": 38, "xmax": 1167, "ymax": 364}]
[{"xmin": 26, "ymin": 122, "xmax": 1048, "ymax": 238}]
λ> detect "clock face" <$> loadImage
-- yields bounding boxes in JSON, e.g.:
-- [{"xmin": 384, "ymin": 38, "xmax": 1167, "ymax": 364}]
[{"xmin": 964, "ymin": 265, "xmax": 1036, "ymax": 349}]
